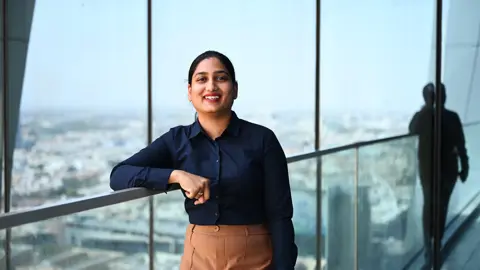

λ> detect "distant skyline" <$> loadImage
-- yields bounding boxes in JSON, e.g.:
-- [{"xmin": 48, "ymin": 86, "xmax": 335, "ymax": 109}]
[{"xmin": 21, "ymin": 0, "xmax": 438, "ymax": 115}]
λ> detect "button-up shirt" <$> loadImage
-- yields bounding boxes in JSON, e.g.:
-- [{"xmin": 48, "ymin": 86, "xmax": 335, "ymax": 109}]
[{"xmin": 110, "ymin": 111, "xmax": 298, "ymax": 269}]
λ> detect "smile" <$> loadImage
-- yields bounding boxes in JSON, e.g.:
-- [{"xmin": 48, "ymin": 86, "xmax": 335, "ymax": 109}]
[{"xmin": 204, "ymin": 95, "xmax": 220, "ymax": 100}]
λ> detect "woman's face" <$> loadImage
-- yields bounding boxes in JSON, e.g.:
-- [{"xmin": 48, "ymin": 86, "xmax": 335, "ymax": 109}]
[{"xmin": 188, "ymin": 57, "xmax": 237, "ymax": 115}]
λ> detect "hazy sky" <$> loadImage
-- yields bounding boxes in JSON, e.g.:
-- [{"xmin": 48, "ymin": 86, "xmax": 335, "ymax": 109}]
[{"xmin": 21, "ymin": 0, "xmax": 438, "ymax": 115}]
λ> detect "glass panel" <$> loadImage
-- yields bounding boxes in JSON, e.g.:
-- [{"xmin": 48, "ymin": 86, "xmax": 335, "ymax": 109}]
[
  {"xmin": 438, "ymin": 123, "xmax": 480, "ymax": 268},
  {"xmin": 289, "ymin": 158, "xmax": 318, "ymax": 268},
  {"xmin": 445, "ymin": 124, "xmax": 480, "ymax": 227},
  {"xmin": 319, "ymin": 0, "xmax": 436, "ymax": 149},
  {"xmin": 153, "ymin": 191, "xmax": 187, "ymax": 269},
  {"xmin": 12, "ymin": 1, "xmax": 148, "ymax": 210},
  {"xmin": 437, "ymin": 2, "xmax": 480, "ymax": 269},
  {"xmin": 0, "ymin": 230, "xmax": 5, "ymax": 270},
  {"xmin": 320, "ymin": 149, "xmax": 356, "ymax": 270},
  {"xmin": 152, "ymin": 0, "xmax": 316, "ymax": 156},
  {"xmin": 8, "ymin": 198, "xmax": 149, "ymax": 270},
  {"xmin": 464, "ymin": 48, "xmax": 480, "ymax": 123},
  {"xmin": 357, "ymin": 136, "xmax": 420, "ymax": 269}
]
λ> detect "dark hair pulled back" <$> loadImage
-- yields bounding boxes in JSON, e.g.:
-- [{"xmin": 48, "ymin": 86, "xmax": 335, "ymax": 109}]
[{"xmin": 188, "ymin": 50, "xmax": 237, "ymax": 85}]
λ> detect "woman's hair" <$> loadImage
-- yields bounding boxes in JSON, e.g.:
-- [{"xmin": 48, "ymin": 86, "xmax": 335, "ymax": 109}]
[{"xmin": 188, "ymin": 50, "xmax": 237, "ymax": 85}]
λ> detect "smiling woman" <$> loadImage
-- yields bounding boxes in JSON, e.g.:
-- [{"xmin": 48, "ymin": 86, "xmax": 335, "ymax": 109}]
[
  {"xmin": 110, "ymin": 50, "xmax": 298, "ymax": 269},
  {"xmin": 187, "ymin": 51, "xmax": 238, "ymax": 118}
]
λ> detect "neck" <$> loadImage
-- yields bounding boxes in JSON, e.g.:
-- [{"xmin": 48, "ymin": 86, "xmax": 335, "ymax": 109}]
[{"xmin": 197, "ymin": 110, "xmax": 232, "ymax": 139}]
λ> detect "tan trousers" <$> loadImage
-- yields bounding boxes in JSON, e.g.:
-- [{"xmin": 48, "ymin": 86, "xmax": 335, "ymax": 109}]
[{"xmin": 180, "ymin": 224, "xmax": 273, "ymax": 270}]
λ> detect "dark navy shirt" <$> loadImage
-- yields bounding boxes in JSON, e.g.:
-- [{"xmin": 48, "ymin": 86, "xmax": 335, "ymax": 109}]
[{"xmin": 110, "ymin": 111, "xmax": 298, "ymax": 269}]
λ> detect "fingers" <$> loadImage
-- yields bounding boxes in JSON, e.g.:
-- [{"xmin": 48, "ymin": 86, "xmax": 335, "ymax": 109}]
[
  {"xmin": 201, "ymin": 178, "xmax": 210, "ymax": 201},
  {"xmin": 186, "ymin": 188, "xmax": 200, "ymax": 199},
  {"xmin": 194, "ymin": 178, "xmax": 210, "ymax": 205},
  {"xmin": 192, "ymin": 192, "xmax": 205, "ymax": 205},
  {"xmin": 186, "ymin": 177, "xmax": 210, "ymax": 205}
]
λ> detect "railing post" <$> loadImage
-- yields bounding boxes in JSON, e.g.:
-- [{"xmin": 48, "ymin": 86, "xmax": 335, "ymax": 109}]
[
  {"xmin": 2, "ymin": 0, "xmax": 12, "ymax": 269},
  {"xmin": 146, "ymin": 0, "xmax": 154, "ymax": 269},
  {"xmin": 314, "ymin": 0, "xmax": 322, "ymax": 268},
  {"xmin": 316, "ymin": 158, "xmax": 322, "ymax": 270},
  {"xmin": 353, "ymin": 147, "xmax": 359, "ymax": 270},
  {"xmin": 433, "ymin": 0, "xmax": 443, "ymax": 269}
]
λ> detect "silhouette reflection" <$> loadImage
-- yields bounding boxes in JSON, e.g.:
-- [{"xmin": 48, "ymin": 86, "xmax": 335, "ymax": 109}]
[{"xmin": 408, "ymin": 83, "xmax": 469, "ymax": 269}]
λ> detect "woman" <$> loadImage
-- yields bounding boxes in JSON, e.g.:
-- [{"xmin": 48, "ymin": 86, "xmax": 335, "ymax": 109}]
[{"xmin": 110, "ymin": 50, "xmax": 298, "ymax": 269}]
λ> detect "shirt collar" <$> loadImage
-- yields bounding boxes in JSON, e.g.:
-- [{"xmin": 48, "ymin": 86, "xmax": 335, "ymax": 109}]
[{"xmin": 189, "ymin": 111, "xmax": 241, "ymax": 139}]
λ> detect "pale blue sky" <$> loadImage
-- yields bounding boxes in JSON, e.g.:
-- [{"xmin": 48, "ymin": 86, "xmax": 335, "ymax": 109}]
[{"xmin": 21, "ymin": 0, "xmax": 437, "ymax": 115}]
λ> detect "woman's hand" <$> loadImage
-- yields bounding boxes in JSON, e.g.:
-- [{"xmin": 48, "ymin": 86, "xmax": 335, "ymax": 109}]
[{"xmin": 170, "ymin": 170, "xmax": 210, "ymax": 204}]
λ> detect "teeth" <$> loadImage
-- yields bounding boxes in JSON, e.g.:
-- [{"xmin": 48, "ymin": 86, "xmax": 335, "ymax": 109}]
[{"xmin": 205, "ymin": 96, "xmax": 219, "ymax": 100}]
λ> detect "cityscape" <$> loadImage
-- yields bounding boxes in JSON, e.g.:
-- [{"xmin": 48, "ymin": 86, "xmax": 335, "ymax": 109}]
[{"xmin": 1, "ymin": 109, "xmax": 436, "ymax": 269}]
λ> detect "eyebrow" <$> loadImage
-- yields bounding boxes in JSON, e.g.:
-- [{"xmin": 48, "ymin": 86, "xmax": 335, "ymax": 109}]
[{"xmin": 195, "ymin": 70, "xmax": 229, "ymax": 76}]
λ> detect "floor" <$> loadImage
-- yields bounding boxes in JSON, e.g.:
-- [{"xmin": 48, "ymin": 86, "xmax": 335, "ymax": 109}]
[{"xmin": 443, "ymin": 216, "xmax": 480, "ymax": 269}]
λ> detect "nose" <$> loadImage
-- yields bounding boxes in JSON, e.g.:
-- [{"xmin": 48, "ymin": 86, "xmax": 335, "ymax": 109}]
[{"xmin": 206, "ymin": 80, "xmax": 217, "ymax": 92}]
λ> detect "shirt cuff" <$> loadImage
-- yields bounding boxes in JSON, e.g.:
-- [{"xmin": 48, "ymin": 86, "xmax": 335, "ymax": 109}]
[{"xmin": 145, "ymin": 168, "xmax": 174, "ymax": 191}]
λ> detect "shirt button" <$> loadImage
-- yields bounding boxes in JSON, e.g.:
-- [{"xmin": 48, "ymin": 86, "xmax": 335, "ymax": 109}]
[
  {"xmin": 215, "ymin": 212, "xmax": 218, "ymax": 216},
  {"xmin": 214, "ymin": 226, "xmax": 220, "ymax": 232},
  {"xmin": 216, "ymin": 160, "xmax": 219, "ymax": 162},
  {"xmin": 216, "ymin": 195, "xmax": 219, "ymax": 199}
]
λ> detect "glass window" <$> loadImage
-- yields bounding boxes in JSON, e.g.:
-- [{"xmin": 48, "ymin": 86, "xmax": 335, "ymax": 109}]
[
  {"xmin": 442, "ymin": 1, "xmax": 480, "ymax": 123},
  {"xmin": 11, "ymin": 0, "xmax": 148, "ymax": 210},
  {"xmin": 152, "ymin": 1, "xmax": 316, "ymax": 267},
  {"xmin": 320, "ymin": 0, "xmax": 436, "ymax": 148},
  {"xmin": 152, "ymin": 0, "xmax": 316, "ymax": 156},
  {"xmin": 436, "ymin": 1, "xmax": 480, "ymax": 268}
]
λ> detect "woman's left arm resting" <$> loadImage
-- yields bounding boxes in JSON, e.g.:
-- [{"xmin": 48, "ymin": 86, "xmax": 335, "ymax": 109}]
[{"xmin": 263, "ymin": 130, "xmax": 298, "ymax": 270}]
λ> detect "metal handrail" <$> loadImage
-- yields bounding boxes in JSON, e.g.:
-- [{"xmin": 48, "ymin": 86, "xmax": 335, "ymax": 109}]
[{"xmin": 1, "ymin": 120, "xmax": 478, "ymax": 230}]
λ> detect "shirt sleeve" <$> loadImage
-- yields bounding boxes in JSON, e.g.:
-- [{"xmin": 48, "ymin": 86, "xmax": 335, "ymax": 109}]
[
  {"xmin": 110, "ymin": 130, "xmax": 175, "ymax": 191},
  {"xmin": 263, "ymin": 130, "xmax": 298, "ymax": 269}
]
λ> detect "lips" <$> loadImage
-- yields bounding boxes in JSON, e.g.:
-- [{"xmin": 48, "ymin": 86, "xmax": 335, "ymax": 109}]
[{"xmin": 204, "ymin": 94, "xmax": 221, "ymax": 102}]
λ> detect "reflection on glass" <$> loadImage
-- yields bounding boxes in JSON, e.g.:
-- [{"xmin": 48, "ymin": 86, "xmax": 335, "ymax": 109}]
[
  {"xmin": 439, "ymin": 123, "xmax": 480, "ymax": 268},
  {"xmin": 11, "ymin": 1, "xmax": 148, "ymax": 210},
  {"xmin": 446, "ymin": 117, "xmax": 480, "ymax": 227},
  {"xmin": 8, "ymin": 199, "xmax": 149, "ymax": 270},
  {"xmin": 321, "ymin": 150, "xmax": 355, "ymax": 270},
  {"xmin": 357, "ymin": 136, "xmax": 419, "ymax": 269},
  {"xmin": 408, "ymin": 82, "xmax": 474, "ymax": 269}
]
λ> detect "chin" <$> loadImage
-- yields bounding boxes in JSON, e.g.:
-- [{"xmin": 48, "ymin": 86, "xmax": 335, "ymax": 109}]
[{"xmin": 200, "ymin": 107, "xmax": 229, "ymax": 115}]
